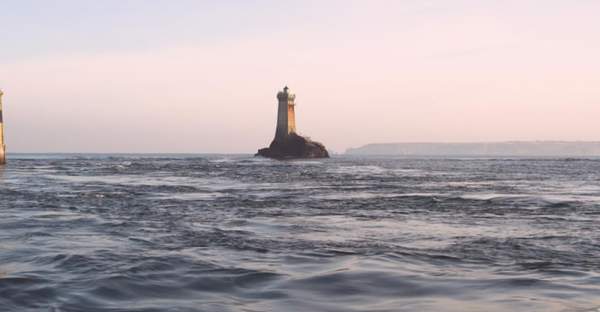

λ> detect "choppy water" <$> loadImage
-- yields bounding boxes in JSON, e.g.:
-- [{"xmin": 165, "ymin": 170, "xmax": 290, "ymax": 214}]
[{"xmin": 1, "ymin": 155, "xmax": 600, "ymax": 312}]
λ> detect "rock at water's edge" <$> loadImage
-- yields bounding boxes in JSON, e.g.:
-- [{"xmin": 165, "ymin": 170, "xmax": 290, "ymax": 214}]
[{"xmin": 257, "ymin": 133, "xmax": 329, "ymax": 159}]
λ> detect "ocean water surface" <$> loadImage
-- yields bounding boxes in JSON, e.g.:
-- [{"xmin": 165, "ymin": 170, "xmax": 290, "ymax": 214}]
[{"xmin": 1, "ymin": 154, "xmax": 599, "ymax": 311}]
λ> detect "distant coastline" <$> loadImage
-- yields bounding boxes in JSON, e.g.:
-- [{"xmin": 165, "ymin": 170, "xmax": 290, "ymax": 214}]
[{"xmin": 346, "ymin": 141, "xmax": 600, "ymax": 156}]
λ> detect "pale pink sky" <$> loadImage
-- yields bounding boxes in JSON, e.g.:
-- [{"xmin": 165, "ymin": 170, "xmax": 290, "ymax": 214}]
[{"xmin": 1, "ymin": 0, "xmax": 599, "ymax": 153}]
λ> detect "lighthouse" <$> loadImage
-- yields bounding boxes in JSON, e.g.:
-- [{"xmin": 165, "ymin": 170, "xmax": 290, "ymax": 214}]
[
  {"xmin": 257, "ymin": 86, "xmax": 329, "ymax": 159},
  {"xmin": 0, "ymin": 90, "xmax": 5, "ymax": 165},
  {"xmin": 274, "ymin": 86, "xmax": 297, "ymax": 141}
]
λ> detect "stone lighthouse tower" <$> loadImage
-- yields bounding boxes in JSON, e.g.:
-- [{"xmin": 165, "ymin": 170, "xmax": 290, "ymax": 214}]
[
  {"xmin": 0, "ymin": 90, "xmax": 5, "ymax": 165},
  {"xmin": 257, "ymin": 86, "xmax": 329, "ymax": 159},
  {"xmin": 274, "ymin": 86, "xmax": 297, "ymax": 141}
]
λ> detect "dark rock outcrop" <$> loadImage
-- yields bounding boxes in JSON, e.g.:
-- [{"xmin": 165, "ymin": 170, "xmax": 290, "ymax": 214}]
[{"xmin": 257, "ymin": 133, "xmax": 329, "ymax": 159}]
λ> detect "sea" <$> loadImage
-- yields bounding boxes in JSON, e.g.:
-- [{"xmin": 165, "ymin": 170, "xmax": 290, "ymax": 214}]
[{"xmin": 1, "ymin": 154, "xmax": 599, "ymax": 312}]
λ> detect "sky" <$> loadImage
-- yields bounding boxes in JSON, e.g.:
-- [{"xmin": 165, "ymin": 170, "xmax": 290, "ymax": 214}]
[{"xmin": 1, "ymin": 0, "xmax": 599, "ymax": 153}]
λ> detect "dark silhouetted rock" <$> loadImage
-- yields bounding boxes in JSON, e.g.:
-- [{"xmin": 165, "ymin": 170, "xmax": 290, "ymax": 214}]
[{"xmin": 257, "ymin": 133, "xmax": 329, "ymax": 159}]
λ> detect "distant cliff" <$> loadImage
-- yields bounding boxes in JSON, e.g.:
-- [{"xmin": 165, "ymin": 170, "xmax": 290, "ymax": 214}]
[{"xmin": 346, "ymin": 142, "xmax": 600, "ymax": 156}]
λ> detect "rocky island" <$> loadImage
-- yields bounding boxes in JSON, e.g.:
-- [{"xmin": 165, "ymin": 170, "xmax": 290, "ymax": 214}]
[{"xmin": 257, "ymin": 86, "xmax": 329, "ymax": 159}]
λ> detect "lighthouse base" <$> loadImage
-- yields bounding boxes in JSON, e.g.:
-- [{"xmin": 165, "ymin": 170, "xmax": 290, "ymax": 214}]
[{"xmin": 257, "ymin": 133, "xmax": 329, "ymax": 160}]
